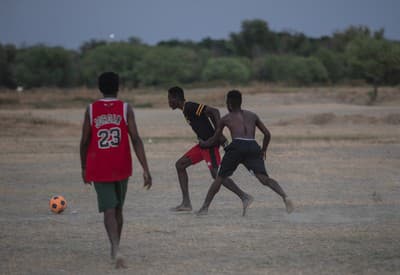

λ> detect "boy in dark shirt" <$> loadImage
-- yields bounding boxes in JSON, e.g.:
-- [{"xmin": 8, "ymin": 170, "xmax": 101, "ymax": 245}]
[{"xmin": 168, "ymin": 86, "xmax": 253, "ymax": 215}]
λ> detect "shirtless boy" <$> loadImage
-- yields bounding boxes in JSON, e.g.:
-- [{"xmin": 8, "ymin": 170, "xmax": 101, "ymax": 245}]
[{"xmin": 197, "ymin": 90, "xmax": 294, "ymax": 215}]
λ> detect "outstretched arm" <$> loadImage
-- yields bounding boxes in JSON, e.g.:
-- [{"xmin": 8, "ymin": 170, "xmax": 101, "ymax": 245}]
[
  {"xmin": 127, "ymin": 104, "xmax": 152, "ymax": 189},
  {"xmin": 79, "ymin": 107, "xmax": 91, "ymax": 184},
  {"xmin": 255, "ymin": 115, "xmax": 271, "ymax": 160}
]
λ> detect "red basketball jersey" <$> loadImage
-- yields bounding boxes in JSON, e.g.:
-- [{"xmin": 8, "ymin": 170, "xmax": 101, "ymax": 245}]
[{"xmin": 85, "ymin": 99, "xmax": 132, "ymax": 182}]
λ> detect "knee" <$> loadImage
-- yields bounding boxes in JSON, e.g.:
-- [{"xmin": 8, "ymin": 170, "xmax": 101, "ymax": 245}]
[
  {"xmin": 175, "ymin": 160, "xmax": 184, "ymax": 171},
  {"xmin": 176, "ymin": 158, "xmax": 190, "ymax": 171},
  {"xmin": 116, "ymin": 207, "xmax": 123, "ymax": 217},
  {"xmin": 210, "ymin": 168, "xmax": 218, "ymax": 179},
  {"xmin": 213, "ymin": 177, "xmax": 223, "ymax": 189},
  {"xmin": 116, "ymin": 210, "xmax": 123, "ymax": 224},
  {"xmin": 256, "ymin": 174, "xmax": 271, "ymax": 185},
  {"xmin": 103, "ymin": 208, "xmax": 116, "ymax": 220}
]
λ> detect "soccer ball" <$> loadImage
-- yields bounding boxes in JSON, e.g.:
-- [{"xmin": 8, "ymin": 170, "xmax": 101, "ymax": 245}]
[{"xmin": 49, "ymin": 195, "xmax": 67, "ymax": 214}]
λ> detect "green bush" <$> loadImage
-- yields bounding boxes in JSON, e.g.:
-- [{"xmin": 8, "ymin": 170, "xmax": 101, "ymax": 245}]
[
  {"xmin": 136, "ymin": 46, "xmax": 205, "ymax": 86},
  {"xmin": 81, "ymin": 42, "xmax": 147, "ymax": 88},
  {"xmin": 314, "ymin": 48, "xmax": 348, "ymax": 83},
  {"xmin": 13, "ymin": 46, "xmax": 77, "ymax": 88},
  {"xmin": 254, "ymin": 54, "xmax": 328, "ymax": 85},
  {"xmin": 201, "ymin": 57, "xmax": 251, "ymax": 84},
  {"xmin": 346, "ymin": 36, "xmax": 400, "ymax": 85}
]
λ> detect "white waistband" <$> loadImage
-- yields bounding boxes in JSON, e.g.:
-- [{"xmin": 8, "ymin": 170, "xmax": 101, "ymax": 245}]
[{"xmin": 233, "ymin": 138, "xmax": 256, "ymax": 141}]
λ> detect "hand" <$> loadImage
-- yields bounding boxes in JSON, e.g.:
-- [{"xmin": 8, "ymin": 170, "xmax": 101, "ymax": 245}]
[
  {"xmin": 198, "ymin": 139, "xmax": 206, "ymax": 148},
  {"xmin": 81, "ymin": 169, "xmax": 92, "ymax": 185},
  {"xmin": 143, "ymin": 171, "xmax": 152, "ymax": 190},
  {"xmin": 261, "ymin": 149, "xmax": 267, "ymax": 160},
  {"xmin": 219, "ymin": 135, "xmax": 228, "ymax": 147}
]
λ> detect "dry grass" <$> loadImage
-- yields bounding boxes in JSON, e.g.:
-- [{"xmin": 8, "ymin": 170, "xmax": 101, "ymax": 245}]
[
  {"xmin": 1, "ymin": 85, "xmax": 399, "ymax": 109},
  {"xmin": 1, "ymin": 86, "xmax": 400, "ymax": 274}
]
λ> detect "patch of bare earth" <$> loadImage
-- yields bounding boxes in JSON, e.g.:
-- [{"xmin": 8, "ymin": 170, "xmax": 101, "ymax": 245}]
[{"xmin": 1, "ymin": 88, "xmax": 399, "ymax": 274}]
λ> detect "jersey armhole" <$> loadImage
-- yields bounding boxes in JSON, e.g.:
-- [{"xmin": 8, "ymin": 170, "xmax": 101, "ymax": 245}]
[
  {"xmin": 123, "ymin": 102, "xmax": 128, "ymax": 125},
  {"xmin": 88, "ymin": 104, "xmax": 93, "ymax": 126}
]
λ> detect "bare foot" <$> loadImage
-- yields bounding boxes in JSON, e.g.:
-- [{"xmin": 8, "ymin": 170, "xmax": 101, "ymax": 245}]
[
  {"xmin": 115, "ymin": 253, "xmax": 127, "ymax": 269},
  {"xmin": 195, "ymin": 207, "xmax": 208, "ymax": 216},
  {"xmin": 242, "ymin": 194, "xmax": 254, "ymax": 216},
  {"xmin": 372, "ymin": 191, "xmax": 383, "ymax": 202},
  {"xmin": 170, "ymin": 204, "xmax": 192, "ymax": 212},
  {"xmin": 284, "ymin": 198, "xmax": 294, "ymax": 214}
]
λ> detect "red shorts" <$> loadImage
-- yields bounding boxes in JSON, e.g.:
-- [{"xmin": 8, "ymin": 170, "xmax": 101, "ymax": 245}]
[{"xmin": 184, "ymin": 144, "xmax": 221, "ymax": 170}]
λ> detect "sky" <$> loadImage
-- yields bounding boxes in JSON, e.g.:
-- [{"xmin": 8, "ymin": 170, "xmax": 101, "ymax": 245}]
[{"xmin": 1, "ymin": 0, "xmax": 399, "ymax": 49}]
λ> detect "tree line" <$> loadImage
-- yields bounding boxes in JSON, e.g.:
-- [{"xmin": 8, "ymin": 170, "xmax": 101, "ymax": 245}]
[{"xmin": 1, "ymin": 19, "xmax": 400, "ymax": 94}]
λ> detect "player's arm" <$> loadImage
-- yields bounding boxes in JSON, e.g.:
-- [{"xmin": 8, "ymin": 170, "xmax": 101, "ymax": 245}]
[
  {"xmin": 203, "ymin": 105, "xmax": 220, "ymax": 128},
  {"xmin": 199, "ymin": 116, "xmax": 226, "ymax": 148},
  {"xmin": 203, "ymin": 106, "xmax": 228, "ymax": 146},
  {"xmin": 255, "ymin": 114, "xmax": 271, "ymax": 160},
  {"xmin": 79, "ymin": 107, "xmax": 91, "ymax": 184},
  {"xmin": 127, "ymin": 104, "xmax": 152, "ymax": 190}
]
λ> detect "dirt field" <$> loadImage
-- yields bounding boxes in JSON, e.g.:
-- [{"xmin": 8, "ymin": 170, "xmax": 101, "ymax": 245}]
[{"xmin": 1, "ymin": 87, "xmax": 399, "ymax": 274}]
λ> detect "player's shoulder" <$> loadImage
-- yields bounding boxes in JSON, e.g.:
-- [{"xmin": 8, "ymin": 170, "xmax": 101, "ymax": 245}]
[
  {"xmin": 185, "ymin": 101, "xmax": 205, "ymax": 115},
  {"xmin": 185, "ymin": 101, "xmax": 199, "ymax": 107},
  {"xmin": 243, "ymin": 109, "xmax": 258, "ymax": 118},
  {"xmin": 221, "ymin": 113, "xmax": 232, "ymax": 122}
]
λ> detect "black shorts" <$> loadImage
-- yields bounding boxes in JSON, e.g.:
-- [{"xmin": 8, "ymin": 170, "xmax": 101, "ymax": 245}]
[{"xmin": 218, "ymin": 139, "xmax": 268, "ymax": 178}]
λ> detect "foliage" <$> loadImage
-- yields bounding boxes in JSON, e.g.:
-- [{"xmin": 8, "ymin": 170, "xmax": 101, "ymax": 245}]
[
  {"xmin": 136, "ymin": 46, "xmax": 205, "ymax": 86},
  {"xmin": 81, "ymin": 42, "xmax": 147, "ymax": 87},
  {"xmin": 314, "ymin": 48, "xmax": 348, "ymax": 83},
  {"xmin": 346, "ymin": 36, "xmax": 400, "ymax": 85},
  {"xmin": 254, "ymin": 54, "xmax": 328, "ymax": 85},
  {"xmin": 2, "ymin": 19, "xmax": 400, "ymax": 89},
  {"xmin": 202, "ymin": 57, "xmax": 252, "ymax": 84},
  {"xmin": 346, "ymin": 36, "xmax": 400, "ymax": 101},
  {"xmin": 230, "ymin": 19, "xmax": 277, "ymax": 58},
  {"xmin": 0, "ymin": 44, "xmax": 17, "ymax": 88},
  {"xmin": 13, "ymin": 45, "xmax": 78, "ymax": 88}
]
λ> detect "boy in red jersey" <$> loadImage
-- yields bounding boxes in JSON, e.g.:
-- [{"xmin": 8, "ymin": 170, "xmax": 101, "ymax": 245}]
[
  {"xmin": 168, "ymin": 86, "xmax": 253, "ymax": 215},
  {"xmin": 80, "ymin": 72, "xmax": 152, "ymax": 269}
]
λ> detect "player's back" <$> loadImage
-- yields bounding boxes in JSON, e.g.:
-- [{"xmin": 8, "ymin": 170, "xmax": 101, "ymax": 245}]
[
  {"xmin": 85, "ymin": 98, "xmax": 132, "ymax": 182},
  {"xmin": 224, "ymin": 109, "xmax": 257, "ymax": 139}
]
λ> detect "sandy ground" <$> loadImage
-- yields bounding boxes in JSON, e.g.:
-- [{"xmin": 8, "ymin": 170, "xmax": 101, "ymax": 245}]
[{"xmin": 1, "ymin": 90, "xmax": 400, "ymax": 275}]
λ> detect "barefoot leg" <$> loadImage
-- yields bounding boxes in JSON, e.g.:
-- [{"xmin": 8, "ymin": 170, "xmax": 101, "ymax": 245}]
[
  {"xmin": 170, "ymin": 204, "xmax": 192, "ymax": 212},
  {"xmin": 115, "ymin": 253, "xmax": 127, "ymax": 269},
  {"xmin": 284, "ymin": 198, "xmax": 294, "ymax": 214},
  {"xmin": 242, "ymin": 194, "xmax": 254, "ymax": 216}
]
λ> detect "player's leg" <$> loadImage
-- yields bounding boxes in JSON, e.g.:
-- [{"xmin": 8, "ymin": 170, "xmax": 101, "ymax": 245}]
[
  {"xmin": 115, "ymin": 207, "xmax": 123, "ymax": 243},
  {"xmin": 103, "ymin": 208, "xmax": 120, "ymax": 259},
  {"xmin": 196, "ymin": 176, "xmax": 224, "ymax": 215},
  {"xmin": 114, "ymin": 179, "xmax": 128, "ymax": 242},
  {"xmin": 206, "ymin": 146, "xmax": 252, "ymax": 207},
  {"xmin": 171, "ymin": 156, "xmax": 193, "ymax": 211},
  {"xmin": 255, "ymin": 173, "xmax": 294, "ymax": 213},
  {"xmin": 244, "ymin": 142, "xmax": 294, "ymax": 214},
  {"xmin": 222, "ymin": 177, "xmax": 254, "ymax": 217},
  {"xmin": 197, "ymin": 146, "xmax": 242, "ymax": 215},
  {"xmin": 105, "ymin": 208, "xmax": 127, "ymax": 269},
  {"xmin": 114, "ymin": 179, "xmax": 128, "ymax": 269},
  {"xmin": 94, "ymin": 182, "xmax": 127, "ymax": 268},
  {"xmin": 172, "ymin": 145, "xmax": 204, "ymax": 211},
  {"xmin": 209, "ymin": 168, "xmax": 254, "ymax": 216}
]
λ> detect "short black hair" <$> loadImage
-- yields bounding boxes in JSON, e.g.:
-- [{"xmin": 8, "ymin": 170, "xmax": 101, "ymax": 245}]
[
  {"xmin": 168, "ymin": 86, "xmax": 185, "ymax": 101},
  {"xmin": 98, "ymin": 72, "xmax": 119, "ymax": 95},
  {"xmin": 227, "ymin": 90, "xmax": 242, "ymax": 108}
]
